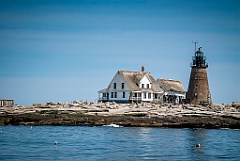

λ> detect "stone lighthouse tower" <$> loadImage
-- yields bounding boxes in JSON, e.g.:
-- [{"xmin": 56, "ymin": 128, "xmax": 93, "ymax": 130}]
[{"xmin": 186, "ymin": 44, "xmax": 212, "ymax": 106}]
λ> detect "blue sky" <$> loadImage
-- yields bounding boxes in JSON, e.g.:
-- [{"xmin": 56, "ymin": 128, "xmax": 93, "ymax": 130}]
[{"xmin": 0, "ymin": 0, "xmax": 239, "ymax": 105}]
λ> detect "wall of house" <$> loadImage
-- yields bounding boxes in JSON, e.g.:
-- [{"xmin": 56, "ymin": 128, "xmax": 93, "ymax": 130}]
[
  {"xmin": 141, "ymin": 92, "xmax": 153, "ymax": 102},
  {"xmin": 140, "ymin": 75, "xmax": 153, "ymax": 102},
  {"xmin": 108, "ymin": 73, "xmax": 131, "ymax": 102}
]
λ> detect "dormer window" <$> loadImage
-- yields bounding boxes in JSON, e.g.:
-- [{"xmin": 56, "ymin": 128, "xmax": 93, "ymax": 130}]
[
  {"xmin": 142, "ymin": 84, "xmax": 144, "ymax": 88},
  {"xmin": 147, "ymin": 84, "xmax": 149, "ymax": 88}
]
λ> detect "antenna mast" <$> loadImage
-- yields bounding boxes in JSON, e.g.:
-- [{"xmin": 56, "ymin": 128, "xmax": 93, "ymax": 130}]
[{"xmin": 192, "ymin": 41, "xmax": 198, "ymax": 56}]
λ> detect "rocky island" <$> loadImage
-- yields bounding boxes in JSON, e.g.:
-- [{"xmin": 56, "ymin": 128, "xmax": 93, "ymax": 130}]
[{"xmin": 0, "ymin": 101, "xmax": 239, "ymax": 129}]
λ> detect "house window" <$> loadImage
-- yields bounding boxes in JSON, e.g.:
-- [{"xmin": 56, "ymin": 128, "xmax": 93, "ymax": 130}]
[
  {"xmin": 114, "ymin": 92, "xmax": 117, "ymax": 98},
  {"xmin": 123, "ymin": 92, "xmax": 125, "ymax": 98},
  {"xmin": 144, "ymin": 92, "xmax": 146, "ymax": 99},
  {"xmin": 111, "ymin": 92, "xmax": 113, "ymax": 98},
  {"xmin": 122, "ymin": 83, "xmax": 124, "ymax": 89},
  {"xmin": 147, "ymin": 84, "xmax": 149, "ymax": 88},
  {"xmin": 148, "ymin": 93, "xmax": 151, "ymax": 99},
  {"xmin": 114, "ymin": 83, "xmax": 116, "ymax": 89},
  {"xmin": 142, "ymin": 84, "xmax": 144, "ymax": 88}
]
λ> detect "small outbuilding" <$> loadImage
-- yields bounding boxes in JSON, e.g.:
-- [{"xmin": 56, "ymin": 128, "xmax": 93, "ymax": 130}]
[
  {"xmin": 0, "ymin": 99, "xmax": 14, "ymax": 107},
  {"xmin": 156, "ymin": 78, "xmax": 186, "ymax": 104}
]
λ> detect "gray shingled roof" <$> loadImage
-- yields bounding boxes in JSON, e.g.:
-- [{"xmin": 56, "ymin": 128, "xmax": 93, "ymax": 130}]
[
  {"xmin": 157, "ymin": 78, "xmax": 186, "ymax": 93},
  {"xmin": 119, "ymin": 70, "xmax": 163, "ymax": 93}
]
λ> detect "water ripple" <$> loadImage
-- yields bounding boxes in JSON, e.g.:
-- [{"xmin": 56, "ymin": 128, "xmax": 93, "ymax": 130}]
[{"xmin": 0, "ymin": 126, "xmax": 239, "ymax": 160}]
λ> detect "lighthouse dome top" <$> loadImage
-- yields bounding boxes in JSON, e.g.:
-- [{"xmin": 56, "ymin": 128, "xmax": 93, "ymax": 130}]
[{"xmin": 196, "ymin": 47, "xmax": 203, "ymax": 54}]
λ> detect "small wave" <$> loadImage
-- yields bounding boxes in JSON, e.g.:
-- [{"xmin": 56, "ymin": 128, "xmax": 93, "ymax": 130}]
[
  {"xmin": 103, "ymin": 124, "xmax": 122, "ymax": 128},
  {"xmin": 221, "ymin": 128, "xmax": 239, "ymax": 131}
]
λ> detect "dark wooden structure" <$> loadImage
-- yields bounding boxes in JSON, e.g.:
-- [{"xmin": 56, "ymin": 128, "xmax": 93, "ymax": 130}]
[{"xmin": 0, "ymin": 99, "xmax": 14, "ymax": 107}]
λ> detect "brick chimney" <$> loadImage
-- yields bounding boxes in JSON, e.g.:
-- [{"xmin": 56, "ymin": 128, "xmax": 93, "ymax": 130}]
[{"xmin": 141, "ymin": 66, "xmax": 145, "ymax": 72}]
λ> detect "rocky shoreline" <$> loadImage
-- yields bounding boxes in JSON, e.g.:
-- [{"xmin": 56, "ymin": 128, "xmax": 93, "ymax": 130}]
[{"xmin": 0, "ymin": 101, "xmax": 239, "ymax": 129}]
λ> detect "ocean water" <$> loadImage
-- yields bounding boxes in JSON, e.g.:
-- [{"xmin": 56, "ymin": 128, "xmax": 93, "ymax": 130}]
[{"xmin": 0, "ymin": 126, "xmax": 239, "ymax": 161}]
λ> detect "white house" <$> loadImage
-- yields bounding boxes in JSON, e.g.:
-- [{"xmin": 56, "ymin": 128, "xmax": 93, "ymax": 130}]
[
  {"xmin": 98, "ymin": 68, "xmax": 163, "ymax": 103},
  {"xmin": 156, "ymin": 78, "xmax": 186, "ymax": 104}
]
